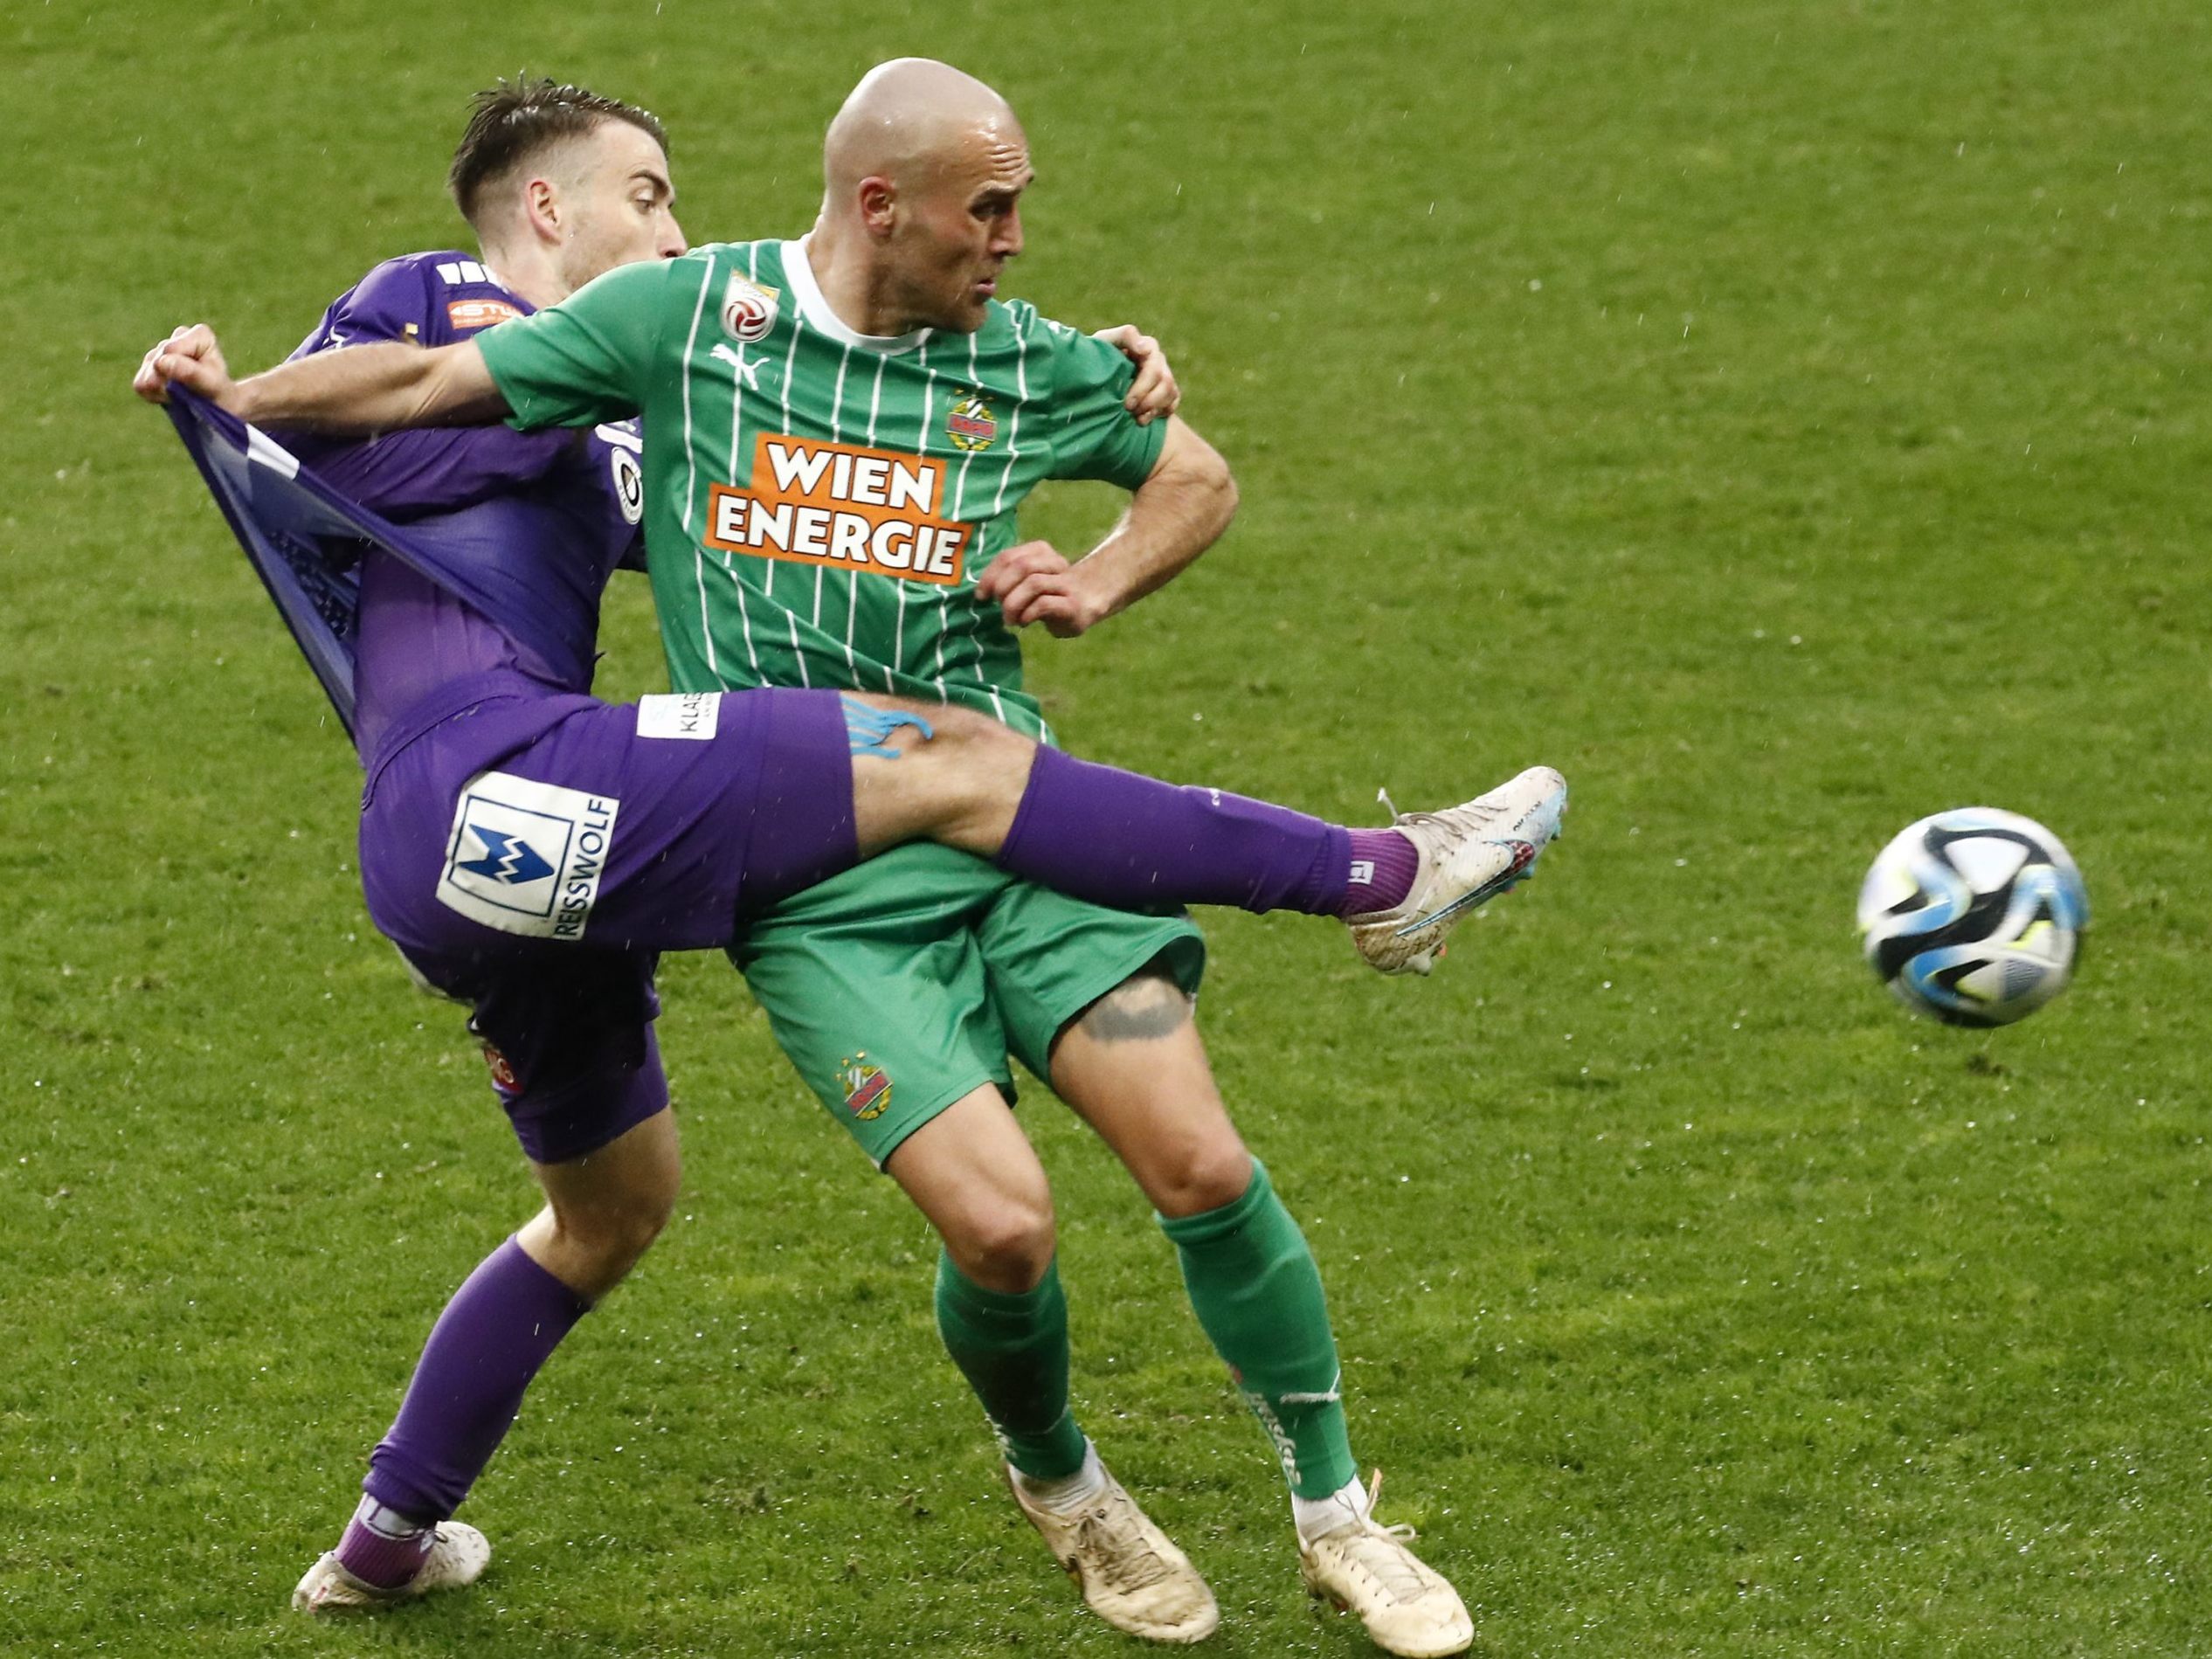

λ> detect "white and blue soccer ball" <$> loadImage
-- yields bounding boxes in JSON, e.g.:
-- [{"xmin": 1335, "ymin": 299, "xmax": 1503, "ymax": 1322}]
[{"xmin": 1856, "ymin": 808, "xmax": 2088, "ymax": 1027}]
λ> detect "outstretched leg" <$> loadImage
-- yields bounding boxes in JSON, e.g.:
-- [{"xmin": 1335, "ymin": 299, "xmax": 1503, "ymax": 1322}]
[{"xmin": 837, "ymin": 692, "xmax": 1565, "ymax": 973}]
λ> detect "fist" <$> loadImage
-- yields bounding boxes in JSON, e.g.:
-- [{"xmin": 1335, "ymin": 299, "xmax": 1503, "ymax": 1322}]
[
  {"xmin": 974, "ymin": 540, "xmax": 1109, "ymax": 638},
  {"xmin": 133, "ymin": 324, "xmax": 234, "ymax": 406}
]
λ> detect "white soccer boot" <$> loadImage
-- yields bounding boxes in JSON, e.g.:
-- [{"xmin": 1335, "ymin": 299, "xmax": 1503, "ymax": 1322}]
[
  {"xmin": 1348, "ymin": 765, "xmax": 1568, "ymax": 976},
  {"xmin": 1298, "ymin": 1475, "xmax": 1473, "ymax": 1657},
  {"xmin": 1006, "ymin": 1462, "xmax": 1220, "ymax": 1643},
  {"xmin": 291, "ymin": 1521, "xmax": 491, "ymax": 1612}
]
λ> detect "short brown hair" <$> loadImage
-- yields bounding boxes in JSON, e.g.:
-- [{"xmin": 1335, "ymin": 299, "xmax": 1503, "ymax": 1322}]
[{"xmin": 448, "ymin": 78, "xmax": 668, "ymax": 223}]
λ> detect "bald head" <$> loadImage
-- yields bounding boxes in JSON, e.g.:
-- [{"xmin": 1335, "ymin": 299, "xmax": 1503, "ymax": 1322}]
[
  {"xmin": 808, "ymin": 58, "xmax": 1033, "ymax": 335},
  {"xmin": 823, "ymin": 58, "xmax": 1023, "ymax": 200}
]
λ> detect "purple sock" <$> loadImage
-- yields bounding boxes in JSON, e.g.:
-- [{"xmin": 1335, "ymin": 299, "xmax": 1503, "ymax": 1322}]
[
  {"xmin": 359, "ymin": 1237, "xmax": 591, "ymax": 1526},
  {"xmin": 335, "ymin": 1496, "xmax": 437, "ymax": 1589},
  {"xmin": 996, "ymin": 745, "xmax": 1354, "ymax": 915},
  {"xmin": 1339, "ymin": 827, "xmax": 1420, "ymax": 916}
]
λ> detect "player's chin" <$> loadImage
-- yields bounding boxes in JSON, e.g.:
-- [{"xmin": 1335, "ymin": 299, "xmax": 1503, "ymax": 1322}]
[{"xmin": 946, "ymin": 291, "xmax": 992, "ymax": 331}]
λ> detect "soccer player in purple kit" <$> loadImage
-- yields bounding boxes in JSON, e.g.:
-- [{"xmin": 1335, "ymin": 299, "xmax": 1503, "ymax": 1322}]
[{"xmin": 136, "ymin": 79, "xmax": 1566, "ymax": 1639}]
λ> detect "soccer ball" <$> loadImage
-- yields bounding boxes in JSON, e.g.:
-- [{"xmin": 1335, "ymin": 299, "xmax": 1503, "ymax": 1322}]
[{"xmin": 1856, "ymin": 808, "xmax": 2088, "ymax": 1027}]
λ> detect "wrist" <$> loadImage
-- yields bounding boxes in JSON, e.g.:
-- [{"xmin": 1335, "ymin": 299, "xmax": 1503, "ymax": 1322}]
[
  {"xmin": 1070, "ymin": 553, "xmax": 1127, "ymax": 626},
  {"xmin": 228, "ymin": 374, "xmax": 268, "ymax": 424}
]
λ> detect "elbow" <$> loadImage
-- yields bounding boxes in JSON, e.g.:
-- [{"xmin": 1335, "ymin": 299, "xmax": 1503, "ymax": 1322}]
[{"xmin": 1182, "ymin": 430, "xmax": 1239, "ymax": 529}]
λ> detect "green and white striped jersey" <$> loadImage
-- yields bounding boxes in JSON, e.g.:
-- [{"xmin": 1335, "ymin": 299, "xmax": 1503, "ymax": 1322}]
[{"xmin": 477, "ymin": 238, "xmax": 1166, "ymax": 737}]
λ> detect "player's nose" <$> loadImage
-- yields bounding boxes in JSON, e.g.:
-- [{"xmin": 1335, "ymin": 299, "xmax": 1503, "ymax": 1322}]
[
  {"xmin": 659, "ymin": 211, "xmax": 688, "ymax": 258},
  {"xmin": 994, "ymin": 206, "xmax": 1023, "ymax": 259}
]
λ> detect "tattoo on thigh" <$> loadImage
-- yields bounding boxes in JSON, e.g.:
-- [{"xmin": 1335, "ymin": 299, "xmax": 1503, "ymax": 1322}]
[
  {"xmin": 1078, "ymin": 971, "xmax": 1193, "ymax": 1043},
  {"xmin": 842, "ymin": 695, "xmax": 934, "ymax": 759}
]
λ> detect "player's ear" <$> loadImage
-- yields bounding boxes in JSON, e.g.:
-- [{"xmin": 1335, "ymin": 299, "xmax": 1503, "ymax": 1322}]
[
  {"xmin": 522, "ymin": 176, "xmax": 565, "ymax": 245},
  {"xmin": 857, "ymin": 176, "xmax": 898, "ymax": 238}
]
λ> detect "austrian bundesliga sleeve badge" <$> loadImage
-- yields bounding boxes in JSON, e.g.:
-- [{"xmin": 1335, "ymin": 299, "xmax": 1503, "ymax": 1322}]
[
  {"xmin": 946, "ymin": 391, "xmax": 998, "ymax": 453},
  {"xmin": 721, "ymin": 273, "xmax": 781, "ymax": 344}
]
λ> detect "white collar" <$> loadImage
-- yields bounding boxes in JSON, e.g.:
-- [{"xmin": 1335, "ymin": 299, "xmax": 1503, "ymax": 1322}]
[{"xmin": 782, "ymin": 236, "xmax": 932, "ymax": 355}]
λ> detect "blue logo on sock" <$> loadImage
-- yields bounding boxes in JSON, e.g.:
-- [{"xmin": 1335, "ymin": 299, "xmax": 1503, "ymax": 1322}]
[{"xmin": 456, "ymin": 826, "xmax": 556, "ymax": 887}]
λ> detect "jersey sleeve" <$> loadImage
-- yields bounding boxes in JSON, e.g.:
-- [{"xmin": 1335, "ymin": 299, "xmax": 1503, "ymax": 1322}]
[
  {"xmin": 285, "ymin": 257, "xmax": 573, "ymax": 520},
  {"xmin": 475, "ymin": 259, "xmax": 672, "ymax": 432},
  {"xmin": 1035, "ymin": 316, "xmax": 1170, "ymax": 489}
]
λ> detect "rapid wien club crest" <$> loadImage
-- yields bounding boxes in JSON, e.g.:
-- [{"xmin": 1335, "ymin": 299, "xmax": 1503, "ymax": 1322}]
[
  {"xmin": 721, "ymin": 273, "xmax": 780, "ymax": 344},
  {"xmin": 945, "ymin": 391, "xmax": 997, "ymax": 453},
  {"xmin": 839, "ymin": 1053, "xmax": 892, "ymax": 1120}
]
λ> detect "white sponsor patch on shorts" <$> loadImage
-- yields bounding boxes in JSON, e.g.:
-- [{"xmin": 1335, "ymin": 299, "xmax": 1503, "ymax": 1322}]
[
  {"xmin": 636, "ymin": 691, "xmax": 722, "ymax": 741},
  {"xmin": 436, "ymin": 771, "xmax": 621, "ymax": 941}
]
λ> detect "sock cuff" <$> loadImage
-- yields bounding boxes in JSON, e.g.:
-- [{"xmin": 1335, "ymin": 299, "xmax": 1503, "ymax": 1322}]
[
  {"xmin": 935, "ymin": 1248, "xmax": 1064, "ymax": 1316},
  {"xmin": 499, "ymin": 1235, "xmax": 596, "ymax": 1319},
  {"xmin": 1157, "ymin": 1157, "xmax": 1271, "ymax": 1245},
  {"xmin": 1305, "ymin": 822, "xmax": 1355, "ymax": 914},
  {"xmin": 993, "ymin": 743, "xmax": 1072, "ymax": 874}
]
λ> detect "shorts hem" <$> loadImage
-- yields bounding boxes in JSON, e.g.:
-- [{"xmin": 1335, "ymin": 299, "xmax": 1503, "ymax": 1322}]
[
  {"xmin": 1025, "ymin": 926, "xmax": 1206, "ymax": 1077},
  {"xmin": 855, "ymin": 1068, "xmax": 1013, "ymax": 1172},
  {"xmin": 507, "ymin": 1053, "xmax": 669, "ymax": 1165}
]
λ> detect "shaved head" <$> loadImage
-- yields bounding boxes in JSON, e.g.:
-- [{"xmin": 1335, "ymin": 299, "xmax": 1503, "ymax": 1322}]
[
  {"xmin": 823, "ymin": 58, "xmax": 1023, "ymax": 200},
  {"xmin": 808, "ymin": 59, "xmax": 1033, "ymax": 335}
]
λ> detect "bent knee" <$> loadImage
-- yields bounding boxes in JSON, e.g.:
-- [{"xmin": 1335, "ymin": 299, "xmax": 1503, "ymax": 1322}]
[
  {"xmin": 552, "ymin": 1185, "xmax": 675, "ymax": 1276},
  {"xmin": 1150, "ymin": 1140, "xmax": 1255, "ymax": 1220},
  {"xmin": 945, "ymin": 1194, "xmax": 1058, "ymax": 1291}
]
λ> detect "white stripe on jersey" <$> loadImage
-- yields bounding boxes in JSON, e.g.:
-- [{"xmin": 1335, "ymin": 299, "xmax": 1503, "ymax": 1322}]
[
  {"xmin": 942, "ymin": 333, "xmax": 1006, "ymax": 722},
  {"xmin": 678, "ymin": 259, "xmax": 719, "ymax": 676},
  {"xmin": 930, "ymin": 342, "xmax": 965, "ymax": 680},
  {"xmin": 866, "ymin": 356, "xmax": 891, "ymax": 688},
  {"xmin": 808, "ymin": 335, "xmax": 836, "ymax": 633},
  {"xmin": 764, "ymin": 280, "xmax": 802, "ymax": 608},
  {"xmin": 786, "ymin": 608, "xmax": 810, "ymax": 687},
  {"xmin": 963, "ymin": 318, "xmax": 1028, "ymax": 701},
  {"xmin": 828, "ymin": 342, "xmax": 860, "ymax": 681},
  {"xmin": 897, "ymin": 359, "xmax": 929, "ymax": 695},
  {"xmin": 991, "ymin": 305, "xmax": 1031, "ymax": 516},
  {"xmin": 949, "ymin": 332, "xmax": 980, "ymax": 522},
  {"xmin": 721, "ymin": 248, "xmax": 763, "ymax": 683}
]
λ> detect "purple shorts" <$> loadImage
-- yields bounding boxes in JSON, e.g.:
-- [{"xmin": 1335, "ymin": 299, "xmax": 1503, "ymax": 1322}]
[{"xmin": 358, "ymin": 672, "xmax": 854, "ymax": 1163}]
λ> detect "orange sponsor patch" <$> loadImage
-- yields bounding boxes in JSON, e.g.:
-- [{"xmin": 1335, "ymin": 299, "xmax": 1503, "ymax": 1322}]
[
  {"xmin": 705, "ymin": 434, "xmax": 969, "ymax": 586},
  {"xmin": 447, "ymin": 299, "xmax": 522, "ymax": 331}
]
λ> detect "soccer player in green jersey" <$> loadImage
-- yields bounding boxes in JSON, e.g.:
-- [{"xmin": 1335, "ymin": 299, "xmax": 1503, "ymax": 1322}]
[{"xmin": 149, "ymin": 60, "xmax": 1564, "ymax": 1657}]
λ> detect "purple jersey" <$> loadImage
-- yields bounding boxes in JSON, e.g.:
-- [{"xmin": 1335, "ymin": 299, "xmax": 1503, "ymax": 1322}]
[{"xmin": 285, "ymin": 252, "xmax": 645, "ymax": 757}]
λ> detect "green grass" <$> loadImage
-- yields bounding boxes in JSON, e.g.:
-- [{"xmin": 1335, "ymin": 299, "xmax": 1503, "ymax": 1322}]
[{"xmin": 7, "ymin": 2, "xmax": 2211, "ymax": 1653}]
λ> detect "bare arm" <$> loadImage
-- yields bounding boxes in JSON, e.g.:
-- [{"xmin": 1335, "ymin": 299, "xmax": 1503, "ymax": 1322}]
[
  {"xmin": 974, "ymin": 416, "xmax": 1237, "ymax": 638},
  {"xmin": 134, "ymin": 323, "xmax": 508, "ymax": 433}
]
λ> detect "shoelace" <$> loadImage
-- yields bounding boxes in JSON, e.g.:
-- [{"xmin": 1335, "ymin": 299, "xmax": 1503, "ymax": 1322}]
[
  {"xmin": 1334, "ymin": 1521, "xmax": 1433, "ymax": 1604},
  {"xmin": 1324, "ymin": 1470, "xmax": 1433, "ymax": 1605},
  {"xmin": 1073, "ymin": 1499, "xmax": 1173, "ymax": 1592},
  {"xmin": 1379, "ymin": 785, "xmax": 1511, "ymax": 840}
]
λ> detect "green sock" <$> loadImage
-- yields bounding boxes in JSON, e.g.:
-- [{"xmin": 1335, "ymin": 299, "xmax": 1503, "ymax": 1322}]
[
  {"xmin": 933, "ymin": 1249, "xmax": 1089, "ymax": 1481},
  {"xmin": 1160, "ymin": 1158, "xmax": 1358, "ymax": 1499}
]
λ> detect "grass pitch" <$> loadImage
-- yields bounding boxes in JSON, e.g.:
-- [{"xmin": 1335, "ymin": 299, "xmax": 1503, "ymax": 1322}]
[{"xmin": 6, "ymin": 3, "xmax": 2209, "ymax": 1654}]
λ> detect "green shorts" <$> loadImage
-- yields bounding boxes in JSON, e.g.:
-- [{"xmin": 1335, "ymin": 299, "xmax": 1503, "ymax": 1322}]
[{"xmin": 729, "ymin": 843, "xmax": 1205, "ymax": 1167}]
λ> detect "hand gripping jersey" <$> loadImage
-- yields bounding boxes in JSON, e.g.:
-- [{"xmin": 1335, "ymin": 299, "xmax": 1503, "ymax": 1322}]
[
  {"xmin": 276, "ymin": 251, "xmax": 646, "ymax": 755},
  {"xmin": 474, "ymin": 238, "xmax": 1166, "ymax": 738}
]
